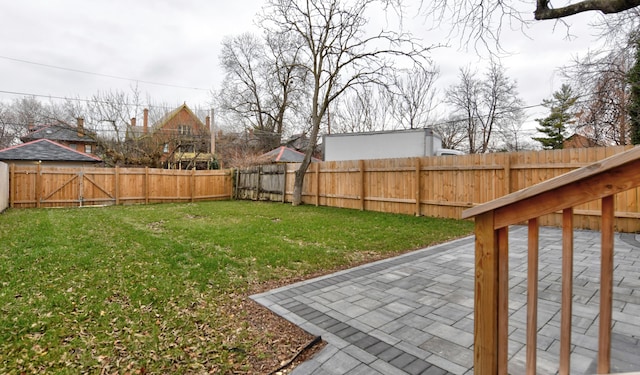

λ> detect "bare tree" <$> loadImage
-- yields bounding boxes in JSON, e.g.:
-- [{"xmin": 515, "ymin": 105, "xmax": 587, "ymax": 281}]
[
  {"xmin": 218, "ymin": 34, "xmax": 271, "ymax": 132},
  {"xmin": 261, "ymin": 0, "xmax": 431, "ymax": 205},
  {"xmin": 0, "ymin": 103, "xmax": 15, "ymax": 149},
  {"xmin": 0, "ymin": 97, "xmax": 68, "ymax": 147},
  {"xmin": 332, "ymin": 86, "xmax": 389, "ymax": 133},
  {"xmin": 218, "ymin": 32, "xmax": 307, "ymax": 143},
  {"xmin": 387, "ymin": 65, "xmax": 439, "ymax": 129},
  {"xmin": 498, "ymin": 110, "xmax": 531, "ymax": 151},
  {"xmin": 433, "ymin": 116, "xmax": 468, "ymax": 150},
  {"xmin": 446, "ymin": 60, "xmax": 523, "ymax": 153},
  {"xmin": 445, "ymin": 66, "xmax": 481, "ymax": 153},
  {"xmin": 419, "ymin": 0, "xmax": 640, "ymax": 51},
  {"xmin": 561, "ymin": 18, "xmax": 637, "ymax": 146}
]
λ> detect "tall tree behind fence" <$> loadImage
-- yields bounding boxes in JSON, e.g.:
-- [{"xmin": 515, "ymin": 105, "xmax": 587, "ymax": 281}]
[
  {"xmin": 9, "ymin": 165, "xmax": 233, "ymax": 208},
  {"xmin": 274, "ymin": 146, "xmax": 637, "ymax": 232}
]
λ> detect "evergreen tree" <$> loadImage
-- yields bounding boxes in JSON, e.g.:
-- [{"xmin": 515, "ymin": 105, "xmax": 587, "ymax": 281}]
[
  {"xmin": 533, "ymin": 84, "xmax": 578, "ymax": 149},
  {"xmin": 629, "ymin": 39, "xmax": 640, "ymax": 144}
]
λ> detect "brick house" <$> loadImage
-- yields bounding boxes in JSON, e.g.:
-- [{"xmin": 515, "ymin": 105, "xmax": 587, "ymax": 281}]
[
  {"xmin": 129, "ymin": 104, "xmax": 216, "ymax": 169},
  {"xmin": 21, "ymin": 118, "xmax": 98, "ymax": 155}
]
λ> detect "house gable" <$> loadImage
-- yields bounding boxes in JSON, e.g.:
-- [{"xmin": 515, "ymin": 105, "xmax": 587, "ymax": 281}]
[
  {"xmin": 149, "ymin": 104, "xmax": 214, "ymax": 169},
  {"xmin": 152, "ymin": 104, "xmax": 208, "ymax": 139},
  {"xmin": 563, "ymin": 133, "xmax": 600, "ymax": 149}
]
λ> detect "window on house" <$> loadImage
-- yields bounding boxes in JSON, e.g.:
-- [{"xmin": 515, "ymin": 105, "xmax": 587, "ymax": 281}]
[
  {"xmin": 163, "ymin": 143, "xmax": 169, "ymax": 153},
  {"xmin": 68, "ymin": 144, "xmax": 76, "ymax": 150},
  {"xmin": 178, "ymin": 125, "xmax": 191, "ymax": 136},
  {"xmin": 85, "ymin": 144, "xmax": 92, "ymax": 154}
]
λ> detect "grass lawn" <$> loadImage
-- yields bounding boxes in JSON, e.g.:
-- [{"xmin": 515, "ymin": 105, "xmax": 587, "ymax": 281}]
[{"xmin": 0, "ymin": 201, "xmax": 473, "ymax": 374}]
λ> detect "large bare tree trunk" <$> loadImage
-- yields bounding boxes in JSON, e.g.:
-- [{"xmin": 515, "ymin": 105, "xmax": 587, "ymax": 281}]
[{"xmin": 292, "ymin": 116, "xmax": 321, "ymax": 206}]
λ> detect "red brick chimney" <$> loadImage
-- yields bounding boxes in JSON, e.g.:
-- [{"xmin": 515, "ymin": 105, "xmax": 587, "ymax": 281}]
[
  {"xmin": 143, "ymin": 108, "xmax": 149, "ymax": 134},
  {"xmin": 77, "ymin": 118, "xmax": 84, "ymax": 137}
]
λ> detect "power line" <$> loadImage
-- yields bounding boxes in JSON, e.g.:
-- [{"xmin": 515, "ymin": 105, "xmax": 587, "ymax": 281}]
[
  {"xmin": 0, "ymin": 55, "xmax": 210, "ymax": 91},
  {"xmin": 0, "ymin": 89, "xmax": 210, "ymax": 112}
]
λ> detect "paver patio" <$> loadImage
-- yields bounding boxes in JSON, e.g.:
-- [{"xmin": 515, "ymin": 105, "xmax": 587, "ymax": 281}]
[{"xmin": 251, "ymin": 226, "xmax": 640, "ymax": 374}]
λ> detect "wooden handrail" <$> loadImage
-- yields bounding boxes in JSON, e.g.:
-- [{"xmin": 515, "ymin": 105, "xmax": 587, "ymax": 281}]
[{"xmin": 462, "ymin": 146, "xmax": 640, "ymax": 375}]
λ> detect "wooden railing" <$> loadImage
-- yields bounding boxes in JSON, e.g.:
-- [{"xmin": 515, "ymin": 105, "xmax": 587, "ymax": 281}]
[{"xmin": 461, "ymin": 146, "xmax": 640, "ymax": 375}]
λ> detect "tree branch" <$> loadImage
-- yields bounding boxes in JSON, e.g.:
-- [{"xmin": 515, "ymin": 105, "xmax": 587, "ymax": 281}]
[{"xmin": 535, "ymin": 0, "xmax": 640, "ymax": 20}]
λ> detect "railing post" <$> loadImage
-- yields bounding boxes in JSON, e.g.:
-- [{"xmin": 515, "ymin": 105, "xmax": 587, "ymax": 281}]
[
  {"xmin": 497, "ymin": 226, "xmax": 509, "ymax": 375},
  {"xmin": 527, "ymin": 218, "xmax": 539, "ymax": 375},
  {"xmin": 474, "ymin": 211, "xmax": 498, "ymax": 375},
  {"xmin": 559, "ymin": 208, "xmax": 574, "ymax": 375},
  {"xmin": 598, "ymin": 195, "xmax": 614, "ymax": 373}
]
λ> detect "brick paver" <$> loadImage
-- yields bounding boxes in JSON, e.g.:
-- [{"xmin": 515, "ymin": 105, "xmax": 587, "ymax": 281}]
[{"xmin": 251, "ymin": 226, "xmax": 640, "ymax": 374}]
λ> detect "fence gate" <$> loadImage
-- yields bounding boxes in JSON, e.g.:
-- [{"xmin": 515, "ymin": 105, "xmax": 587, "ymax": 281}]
[{"xmin": 235, "ymin": 164, "xmax": 286, "ymax": 202}]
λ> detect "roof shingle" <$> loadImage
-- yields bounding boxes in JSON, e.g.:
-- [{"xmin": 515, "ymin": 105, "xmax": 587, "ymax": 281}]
[{"xmin": 0, "ymin": 139, "xmax": 102, "ymax": 162}]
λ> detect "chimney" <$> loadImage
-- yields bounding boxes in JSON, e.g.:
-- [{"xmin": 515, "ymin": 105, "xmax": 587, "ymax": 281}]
[
  {"xmin": 143, "ymin": 108, "xmax": 149, "ymax": 134},
  {"xmin": 28, "ymin": 121, "xmax": 34, "ymax": 132},
  {"xmin": 131, "ymin": 117, "xmax": 136, "ymax": 128},
  {"xmin": 77, "ymin": 118, "xmax": 84, "ymax": 137}
]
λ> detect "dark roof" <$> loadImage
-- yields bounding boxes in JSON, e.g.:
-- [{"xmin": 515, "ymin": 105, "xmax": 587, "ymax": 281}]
[
  {"xmin": 262, "ymin": 146, "xmax": 320, "ymax": 163},
  {"xmin": 21, "ymin": 124, "xmax": 97, "ymax": 144},
  {"xmin": 0, "ymin": 139, "xmax": 102, "ymax": 162}
]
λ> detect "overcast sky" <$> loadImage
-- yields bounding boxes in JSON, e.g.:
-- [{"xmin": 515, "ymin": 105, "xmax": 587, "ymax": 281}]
[{"xmin": 1, "ymin": 0, "xmax": 605, "ymax": 128}]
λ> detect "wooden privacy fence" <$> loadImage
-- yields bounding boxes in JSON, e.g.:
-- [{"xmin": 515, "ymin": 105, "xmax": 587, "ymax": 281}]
[
  {"xmin": 9, "ymin": 165, "xmax": 233, "ymax": 208},
  {"xmin": 235, "ymin": 164, "xmax": 286, "ymax": 202},
  {"xmin": 271, "ymin": 145, "xmax": 639, "ymax": 232}
]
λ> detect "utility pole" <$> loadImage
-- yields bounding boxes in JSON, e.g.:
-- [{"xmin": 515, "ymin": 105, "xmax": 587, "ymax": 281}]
[{"xmin": 210, "ymin": 108, "xmax": 216, "ymax": 155}]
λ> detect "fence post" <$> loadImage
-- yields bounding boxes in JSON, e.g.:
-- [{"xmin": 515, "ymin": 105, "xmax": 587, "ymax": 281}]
[
  {"xmin": 359, "ymin": 160, "xmax": 365, "ymax": 211},
  {"xmin": 115, "ymin": 166, "xmax": 120, "ymax": 205},
  {"xmin": 415, "ymin": 158, "xmax": 421, "ymax": 216},
  {"xmin": 191, "ymin": 168, "xmax": 196, "ymax": 203},
  {"xmin": 315, "ymin": 162, "xmax": 320, "ymax": 207},
  {"xmin": 281, "ymin": 164, "xmax": 287, "ymax": 203},
  {"xmin": 257, "ymin": 166, "xmax": 262, "ymax": 201},
  {"xmin": 144, "ymin": 167, "xmax": 149, "ymax": 204},
  {"xmin": 234, "ymin": 169, "xmax": 239, "ymax": 200},
  {"xmin": 9, "ymin": 163, "xmax": 15, "ymax": 208},
  {"xmin": 504, "ymin": 154, "xmax": 512, "ymax": 195},
  {"xmin": 36, "ymin": 163, "xmax": 42, "ymax": 208}
]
